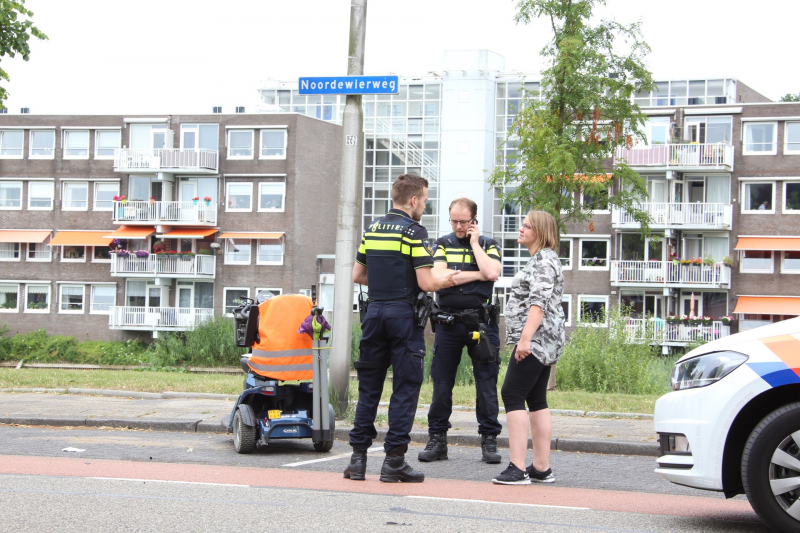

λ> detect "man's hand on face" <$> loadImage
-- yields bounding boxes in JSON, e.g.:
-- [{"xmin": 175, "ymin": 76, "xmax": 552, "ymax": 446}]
[{"xmin": 467, "ymin": 219, "xmax": 480, "ymax": 245}]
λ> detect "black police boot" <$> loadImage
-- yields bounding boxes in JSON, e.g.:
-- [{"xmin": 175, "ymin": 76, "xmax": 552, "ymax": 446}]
[
  {"xmin": 481, "ymin": 434, "xmax": 502, "ymax": 464},
  {"xmin": 380, "ymin": 444, "xmax": 424, "ymax": 483},
  {"xmin": 417, "ymin": 432, "xmax": 448, "ymax": 462},
  {"xmin": 343, "ymin": 448, "xmax": 368, "ymax": 480}
]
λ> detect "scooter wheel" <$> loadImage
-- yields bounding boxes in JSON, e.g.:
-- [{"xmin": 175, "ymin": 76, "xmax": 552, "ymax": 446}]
[{"xmin": 233, "ymin": 410, "xmax": 256, "ymax": 454}]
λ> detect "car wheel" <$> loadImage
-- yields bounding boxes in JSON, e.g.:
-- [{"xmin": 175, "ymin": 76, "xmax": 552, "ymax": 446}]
[
  {"xmin": 313, "ymin": 405, "xmax": 336, "ymax": 453},
  {"xmin": 233, "ymin": 410, "xmax": 256, "ymax": 454},
  {"xmin": 742, "ymin": 401, "xmax": 800, "ymax": 531}
]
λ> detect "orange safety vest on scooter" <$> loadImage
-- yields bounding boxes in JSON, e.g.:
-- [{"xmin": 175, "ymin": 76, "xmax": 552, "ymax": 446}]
[{"xmin": 248, "ymin": 294, "xmax": 314, "ymax": 381}]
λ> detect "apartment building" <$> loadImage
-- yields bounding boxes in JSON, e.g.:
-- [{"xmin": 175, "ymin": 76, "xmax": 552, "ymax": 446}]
[
  {"xmin": 258, "ymin": 50, "xmax": 800, "ymax": 350},
  {"xmin": 0, "ymin": 113, "xmax": 341, "ymax": 341}
]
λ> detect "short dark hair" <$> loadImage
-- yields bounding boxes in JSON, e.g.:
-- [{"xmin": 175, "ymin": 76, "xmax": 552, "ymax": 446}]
[
  {"xmin": 449, "ymin": 197, "xmax": 478, "ymax": 218},
  {"xmin": 392, "ymin": 174, "xmax": 428, "ymax": 205}
]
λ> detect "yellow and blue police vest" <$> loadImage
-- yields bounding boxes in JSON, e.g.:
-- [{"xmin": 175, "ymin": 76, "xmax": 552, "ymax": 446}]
[
  {"xmin": 434, "ymin": 233, "xmax": 501, "ymax": 307},
  {"xmin": 355, "ymin": 208, "xmax": 434, "ymax": 301}
]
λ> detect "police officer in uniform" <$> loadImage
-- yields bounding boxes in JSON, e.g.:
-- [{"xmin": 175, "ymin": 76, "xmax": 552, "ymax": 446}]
[
  {"xmin": 345, "ymin": 174, "xmax": 457, "ymax": 483},
  {"xmin": 418, "ymin": 198, "xmax": 504, "ymax": 464}
]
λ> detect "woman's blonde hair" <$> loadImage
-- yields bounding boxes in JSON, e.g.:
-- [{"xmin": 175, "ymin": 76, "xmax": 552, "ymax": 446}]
[{"xmin": 525, "ymin": 210, "xmax": 559, "ymax": 252}]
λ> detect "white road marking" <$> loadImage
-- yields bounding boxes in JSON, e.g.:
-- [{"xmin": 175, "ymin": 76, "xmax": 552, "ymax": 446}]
[
  {"xmin": 282, "ymin": 445, "xmax": 384, "ymax": 467},
  {"xmin": 87, "ymin": 477, "xmax": 248, "ymax": 488},
  {"xmin": 407, "ymin": 495, "xmax": 590, "ymax": 510}
]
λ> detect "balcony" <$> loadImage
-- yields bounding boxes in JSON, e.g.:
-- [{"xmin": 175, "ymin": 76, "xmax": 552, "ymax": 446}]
[
  {"xmin": 613, "ymin": 202, "xmax": 732, "ymax": 230},
  {"xmin": 610, "ymin": 260, "xmax": 731, "ymax": 288},
  {"xmin": 112, "ymin": 200, "xmax": 217, "ymax": 226},
  {"xmin": 110, "ymin": 253, "xmax": 216, "ymax": 279},
  {"xmin": 114, "ymin": 148, "xmax": 218, "ymax": 174},
  {"xmin": 614, "ymin": 143, "xmax": 733, "ymax": 171},
  {"xmin": 625, "ymin": 319, "xmax": 731, "ymax": 346},
  {"xmin": 108, "ymin": 306, "xmax": 214, "ymax": 331}
]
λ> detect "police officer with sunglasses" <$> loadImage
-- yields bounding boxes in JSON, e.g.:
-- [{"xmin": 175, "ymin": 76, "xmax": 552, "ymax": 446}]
[{"xmin": 419, "ymin": 197, "xmax": 504, "ymax": 464}]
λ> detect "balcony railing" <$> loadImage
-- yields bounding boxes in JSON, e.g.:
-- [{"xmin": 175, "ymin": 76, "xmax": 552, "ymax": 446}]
[
  {"xmin": 625, "ymin": 319, "xmax": 730, "ymax": 344},
  {"xmin": 613, "ymin": 202, "xmax": 732, "ymax": 228},
  {"xmin": 108, "ymin": 306, "xmax": 214, "ymax": 331},
  {"xmin": 114, "ymin": 148, "xmax": 218, "ymax": 173},
  {"xmin": 110, "ymin": 253, "xmax": 216, "ymax": 278},
  {"xmin": 614, "ymin": 143, "xmax": 733, "ymax": 170},
  {"xmin": 611, "ymin": 260, "xmax": 731, "ymax": 287},
  {"xmin": 112, "ymin": 200, "xmax": 217, "ymax": 225}
]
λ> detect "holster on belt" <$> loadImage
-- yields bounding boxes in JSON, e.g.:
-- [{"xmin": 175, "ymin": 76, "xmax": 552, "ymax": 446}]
[{"xmin": 467, "ymin": 322, "xmax": 498, "ymax": 364}]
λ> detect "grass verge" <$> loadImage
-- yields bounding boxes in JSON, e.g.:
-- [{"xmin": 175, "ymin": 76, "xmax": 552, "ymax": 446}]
[{"xmin": 0, "ymin": 369, "xmax": 659, "ymax": 414}]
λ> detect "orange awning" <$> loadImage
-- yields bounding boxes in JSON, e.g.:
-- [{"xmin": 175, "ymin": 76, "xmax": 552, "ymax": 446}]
[
  {"xmin": 735, "ymin": 237, "xmax": 800, "ymax": 251},
  {"xmin": 734, "ymin": 296, "xmax": 800, "ymax": 316},
  {"xmin": 49, "ymin": 231, "xmax": 113, "ymax": 247},
  {"xmin": 0, "ymin": 230, "xmax": 52, "ymax": 243},
  {"xmin": 103, "ymin": 226, "xmax": 156, "ymax": 239},
  {"xmin": 219, "ymin": 232, "xmax": 284, "ymax": 239},
  {"xmin": 158, "ymin": 228, "xmax": 218, "ymax": 239}
]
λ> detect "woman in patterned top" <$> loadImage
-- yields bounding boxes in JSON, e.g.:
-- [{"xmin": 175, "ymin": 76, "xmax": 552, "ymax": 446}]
[{"xmin": 492, "ymin": 210, "xmax": 565, "ymax": 485}]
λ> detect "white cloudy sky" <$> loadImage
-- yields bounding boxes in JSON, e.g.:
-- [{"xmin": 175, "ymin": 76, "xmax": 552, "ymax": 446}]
[{"xmin": 2, "ymin": 0, "xmax": 797, "ymax": 114}]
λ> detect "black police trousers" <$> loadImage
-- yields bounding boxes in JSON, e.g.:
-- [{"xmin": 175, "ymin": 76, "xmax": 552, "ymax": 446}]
[
  {"xmin": 349, "ymin": 301, "xmax": 426, "ymax": 452},
  {"xmin": 427, "ymin": 320, "xmax": 502, "ymax": 436}
]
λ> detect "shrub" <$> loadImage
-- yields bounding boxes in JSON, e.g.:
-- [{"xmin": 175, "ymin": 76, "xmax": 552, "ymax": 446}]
[
  {"xmin": 147, "ymin": 315, "xmax": 248, "ymax": 367},
  {"xmin": 556, "ymin": 304, "xmax": 673, "ymax": 395}
]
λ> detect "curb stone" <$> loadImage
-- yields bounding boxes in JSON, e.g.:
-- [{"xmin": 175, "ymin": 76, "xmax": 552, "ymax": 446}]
[
  {"xmin": 85, "ymin": 418, "xmax": 201, "ymax": 432},
  {"xmin": 586, "ymin": 411, "xmax": 654, "ymax": 420},
  {"xmin": 161, "ymin": 392, "xmax": 237, "ymax": 401},
  {"xmin": 67, "ymin": 389, "xmax": 163, "ymax": 400}
]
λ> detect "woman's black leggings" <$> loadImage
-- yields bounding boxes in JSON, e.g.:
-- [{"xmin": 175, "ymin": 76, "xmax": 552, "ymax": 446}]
[{"xmin": 501, "ymin": 346, "xmax": 551, "ymax": 413}]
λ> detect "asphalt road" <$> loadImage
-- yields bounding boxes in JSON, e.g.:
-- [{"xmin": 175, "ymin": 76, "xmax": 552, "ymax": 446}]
[{"xmin": 0, "ymin": 425, "xmax": 767, "ymax": 533}]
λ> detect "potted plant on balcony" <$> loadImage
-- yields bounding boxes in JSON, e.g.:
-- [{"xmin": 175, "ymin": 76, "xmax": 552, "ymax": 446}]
[
  {"xmin": 149, "ymin": 196, "xmax": 155, "ymax": 205},
  {"xmin": 134, "ymin": 250, "xmax": 149, "ymax": 258},
  {"xmin": 152, "ymin": 240, "xmax": 165, "ymax": 253},
  {"xmin": 116, "ymin": 249, "xmax": 130, "ymax": 258},
  {"xmin": 720, "ymin": 315, "xmax": 734, "ymax": 325},
  {"xmin": 701, "ymin": 316, "xmax": 713, "ymax": 326},
  {"xmin": 666, "ymin": 315, "xmax": 680, "ymax": 324},
  {"xmin": 197, "ymin": 249, "xmax": 212, "ymax": 256},
  {"xmin": 192, "ymin": 196, "xmax": 199, "ymax": 206},
  {"xmin": 203, "ymin": 196, "xmax": 212, "ymax": 205},
  {"xmin": 722, "ymin": 255, "xmax": 734, "ymax": 268},
  {"xmin": 703, "ymin": 256, "xmax": 715, "ymax": 267}
]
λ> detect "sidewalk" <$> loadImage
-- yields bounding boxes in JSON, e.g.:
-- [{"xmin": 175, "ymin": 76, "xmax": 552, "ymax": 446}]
[{"xmin": 0, "ymin": 389, "xmax": 659, "ymax": 456}]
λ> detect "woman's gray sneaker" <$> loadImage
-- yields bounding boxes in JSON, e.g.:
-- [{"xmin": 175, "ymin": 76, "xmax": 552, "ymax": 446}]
[
  {"xmin": 492, "ymin": 462, "xmax": 531, "ymax": 485},
  {"xmin": 526, "ymin": 464, "xmax": 555, "ymax": 483}
]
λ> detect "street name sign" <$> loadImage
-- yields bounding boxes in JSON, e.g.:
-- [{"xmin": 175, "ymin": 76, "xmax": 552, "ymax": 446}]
[{"xmin": 299, "ymin": 76, "xmax": 399, "ymax": 95}]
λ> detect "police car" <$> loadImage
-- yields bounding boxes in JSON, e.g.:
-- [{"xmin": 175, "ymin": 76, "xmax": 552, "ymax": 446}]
[{"xmin": 654, "ymin": 317, "xmax": 800, "ymax": 532}]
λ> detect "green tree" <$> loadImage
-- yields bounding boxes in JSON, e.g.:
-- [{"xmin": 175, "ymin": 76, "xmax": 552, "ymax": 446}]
[
  {"xmin": 0, "ymin": 1, "xmax": 47, "ymax": 109},
  {"xmin": 490, "ymin": 0, "xmax": 655, "ymax": 238},
  {"xmin": 780, "ymin": 93, "xmax": 800, "ymax": 102}
]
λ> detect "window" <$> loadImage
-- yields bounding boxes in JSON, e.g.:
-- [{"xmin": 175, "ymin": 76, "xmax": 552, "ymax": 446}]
[
  {"xmin": 0, "ymin": 242, "xmax": 20, "ymax": 261},
  {"xmin": 258, "ymin": 182, "xmax": 285, "ymax": 211},
  {"xmin": 744, "ymin": 122, "xmax": 777, "ymax": 155},
  {"xmin": 784, "ymin": 182, "xmax": 800, "ymax": 213},
  {"xmin": 226, "ymin": 182, "xmax": 253, "ymax": 211},
  {"xmin": 581, "ymin": 188, "xmax": 609, "ymax": 212},
  {"xmin": 782, "ymin": 251, "xmax": 800, "ymax": 273},
  {"xmin": 63, "ymin": 182, "xmax": 89, "ymax": 210},
  {"xmin": 740, "ymin": 250, "xmax": 773, "ymax": 273},
  {"xmin": 227, "ymin": 130, "xmax": 254, "ymax": 158},
  {"xmin": 94, "ymin": 182, "xmax": 119, "ymax": 211},
  {"xmin": 256, "ymin": 288, "xmax": 283, "ymax": 298},
  {"xmin": 92, "ymin": 246, "xmax": 112, "ymax": 262},
  {"xmin": 578, "ymin": 295, "xmax": 608, "ymax": 325},
  {"xmin": 559, "ymin": 239, "xmax": 572, "ymax": 269},
  {"xmin": 27, "ymin": 181, "xmax": 54, "ymax": 210},
  {"xmin": 59, "ymin": 285, "xmax": 85, "ymax": 313},
  {"xmin": 29, "ymin": 130, "xmax": 55, "ymax": 158},
  {"xmin": 579, "ymin": 239, "xmax": 609, "ymax": 269},
  {"xmin": 180, "ymin": 124, "xmax": 219, "ymax": 150},
  {"xmin": 260, "ymin": 129, "xmax": 287, "ymax": 158},
  {"xmin": 562, "ymin": 294, "xmax": 572, "ymax": 327},
  {"xmin": 61, "ymin": 245, "xmax": 86, "ymax": 262},
  {"xmin": 90, "ymin": 285, "xmax": 115, "ymax": 314},
  {"xmin": 741, "ymin": 182, "xmax": 775, "ymax": 213},
  {"xmin": 0, "ymin": 181, "xmax": 22, "ymax": 209},
  {"xmin": 0, "ymin": 130, "xmax": 23, "ymax": 158},
  {"xmin": 224, "ymin": 239, "xmax": 251, "ymax": 264},
  {"xmin": 740, "ymin": 314, "xmax": 773, "ymax": 332},
  {"xmin": 224, "ymin": 287, "xmax": 249, "ymax": 315},
  {"xmin": 787, "ymin": 123, "xmax": 800, "ymax": 154},
  {"xmin": 63, "ymin": 130, "xmax": 89, "ymax": 158},
  {"xmin": 95, "ymin": 130, "xmax": 121, "ymax": 159},
  {"xmin": 0, "ymin": 284, "xmax": 19, "ymax": 312},
  {"xmin": 27, "ymin": 243, "xmax": 51, "ymax": 261},
  {"xmin": 257, "ymin": 238, "xmax": 284, "ymax": 264},
  {"xmin": 25, "ymin": 284, "xmax": 50, "ymax": 312}
]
